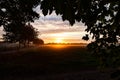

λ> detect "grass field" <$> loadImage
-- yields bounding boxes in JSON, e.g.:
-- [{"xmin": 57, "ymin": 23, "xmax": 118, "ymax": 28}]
[{"xmin": 0, "ymin": 44, "xmax": 112, "ymax": 80}]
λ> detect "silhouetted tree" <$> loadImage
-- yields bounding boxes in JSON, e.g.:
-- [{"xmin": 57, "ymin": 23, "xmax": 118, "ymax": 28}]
[
  {"xmin": 0, "ymin": 0, "xmax": 40, "ymax": 47},
  {"xmin": 3, "ymin": 23, "xmax": 39, "ymax": 47},
  {"xmin": 40, "ymin": 0, "xmax": 120, "ymax": 44},
  {"xmin": 40, "ymin": 1, "xmax": 120, "ymax": 78},
  {"xmin": 23, "ymin": 23, "xmax": 39, "ymax": 45},
  {"xmin": 40, "ymin": 0, "xmax": 120, "ymax": 67},
  {"xmin": 33, "ymin": 38, "xmax": 44, "ymax": 45},
  {"xmin": 0, "ymin": 0, "xmax": 40, "ymax": 26}
]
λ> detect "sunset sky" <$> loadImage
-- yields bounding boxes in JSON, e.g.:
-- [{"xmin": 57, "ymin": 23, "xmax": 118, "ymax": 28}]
[{"xmin": 0, "ymin": 6, "xmax": 91, "ymax": 43}]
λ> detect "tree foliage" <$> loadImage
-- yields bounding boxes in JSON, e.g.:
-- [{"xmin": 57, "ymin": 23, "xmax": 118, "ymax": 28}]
[
  {"xmin": 33, "ymin": 38, "xmax": 44, "ymax": 45},
  {"xmin": 41, "ymin": 1, "xmax": 120, "ymax": 78},
  {"xmin": 3, "ymin": 23, "xmax": 39, "ymax": 47},
  {"xmin": 40, "ymin": 0, "xmax": 120, "ymax": 44},
  {"xmin": 0, "ymin": 0, "xmax": 40, "ymax": 25},
  {"xmin": 82, "ymin": 34, "xmax": 89, "ymax": 41},
  {"xmin": 40, "ymin": 0, "xmax": 120, "ymax": 67},
  {"xmin": 0, "ymin": 0, "xmax": 40, "ymax": 46}
]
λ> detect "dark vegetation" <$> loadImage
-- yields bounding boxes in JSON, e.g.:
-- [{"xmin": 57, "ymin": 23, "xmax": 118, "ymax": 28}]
[
  {"xmin": 0, "ymin": 45, "xmax": 111, "ymax": 80},
  {"xmin": 40, "ymin": 0, "xmax": 120, "ymax": 68},
  {"xmin": 82, "ymin": 34, "xmax": 89, "ymax": 41},
  {"xmin": 40, "ymin": 1, "xmax": 120, "ymax": 79},
  {"xmin": 33, "ymin": 38, "xmax": 44, "ymax": 45},
  {"xmin": 0, "ymin": 0, "xmax": 41, "ymax": 47},
  {"xmin": 4, "ymin": 23, "xmax": 40, "ymax": 47}
]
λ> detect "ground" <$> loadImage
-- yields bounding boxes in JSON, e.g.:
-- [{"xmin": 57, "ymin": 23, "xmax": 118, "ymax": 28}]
[{"xmin": 0, "ymin": 44, "xmax": 113, "ymax": 80}]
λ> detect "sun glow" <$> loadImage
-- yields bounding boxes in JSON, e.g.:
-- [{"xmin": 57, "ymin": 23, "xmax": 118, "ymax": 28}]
[
  {"xmin": 51, "ymin": 45, "xmax": 67, "ymax": 49},
  {"xmin": 55, "ymin": 38, "xmax": 64, "ymax": 43}
]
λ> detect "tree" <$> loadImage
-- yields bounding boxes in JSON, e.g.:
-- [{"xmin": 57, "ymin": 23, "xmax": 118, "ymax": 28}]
[
  {"xmin": 33, "ymin": 38, "xmax": 44, "ymax": 45},
  {"xmin": 0, "ymin": 0, "xmax": 40, "ymax": 47},
  {"xmin": 22, "ymin": 23, "xmax": 39, "ymax": 45},
  {"xmin": 40, "ymin": 0, "xmax": 120, "ymax": 43},
  {"xmin": 40, "ymin": 0, "xmax": 120, "ymax": 67},
  {"xmin": 3, "ymin": 23, "xmax": 39, "ymax": 47},
  {"xmin": 0, "ymin": 0, "xmax": 40, "ymax": 26},
  {"xmin": 40, "ymin": 0, "xmax": 120, "ymax": 78}
]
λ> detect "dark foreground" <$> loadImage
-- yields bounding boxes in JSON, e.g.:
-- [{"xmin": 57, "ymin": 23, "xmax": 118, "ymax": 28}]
[{"xmin": 0, "ymin": 45, "xmax": 113, "ymax": 80}]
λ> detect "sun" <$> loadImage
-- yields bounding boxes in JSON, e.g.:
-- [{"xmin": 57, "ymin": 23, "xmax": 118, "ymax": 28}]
[{"xmin": 55, "ymin": 38, "xmax": 64, "ymax": 43}]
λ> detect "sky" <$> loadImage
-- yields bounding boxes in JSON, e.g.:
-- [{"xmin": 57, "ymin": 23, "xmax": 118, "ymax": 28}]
[
  {"xmin": 0, "ymin": 6, "xmax": 90, "ymax": 43},
  {"xmin": 31, "ymin": 6, "xmax": 90, "ymax": 43}
]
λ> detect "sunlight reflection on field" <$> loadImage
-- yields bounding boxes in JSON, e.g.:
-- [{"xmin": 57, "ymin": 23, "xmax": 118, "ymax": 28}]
[
  {"xmin": 50, "ymin": 45, "xmax": 67, "ymax": 49},
  {"xmin": 38, "ymin": 44, "xmax": 87, "ymax": 50}
]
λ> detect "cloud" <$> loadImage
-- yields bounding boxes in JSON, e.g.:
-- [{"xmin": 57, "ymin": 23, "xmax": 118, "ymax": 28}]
[
  {"xmin": 32, "ymin": 16, "xmax": 86, "ymax": 34},
  {"xmin": 32, "ymin": 5, "xmax": 87, "ymax": 33}
]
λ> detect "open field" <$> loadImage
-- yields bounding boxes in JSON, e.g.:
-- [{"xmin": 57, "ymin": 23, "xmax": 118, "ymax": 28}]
[{"xmin": 0, "ymin": 45, "xmax": 112, "ymax": 80}]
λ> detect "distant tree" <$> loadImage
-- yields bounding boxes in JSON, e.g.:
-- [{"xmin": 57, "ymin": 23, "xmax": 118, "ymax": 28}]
[
  {"xmin": 3, "ymin": 23, "xmax": 39, "ymax": 47},
  {"xmin": 23, "ymin": 23, "xmax": 39, "ymax": 45},
  {"xmin": 33, "ymin": 38, "xmax": 44, "ymax": 45}
]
